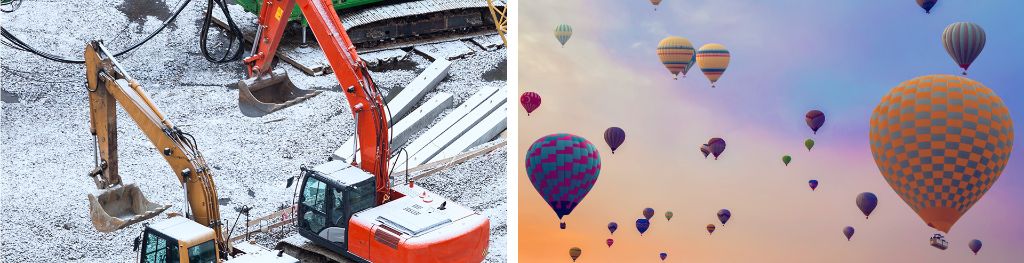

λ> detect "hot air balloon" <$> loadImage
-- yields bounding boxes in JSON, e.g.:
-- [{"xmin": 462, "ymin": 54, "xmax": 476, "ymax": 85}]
[
  {"xmin": 665, "ymin": 211, "xmax": 674, "ymax": 221},
  {"xmin": 526, "ymin": 134, "xmax": 602, "ymax": 229},
  {"xmin": 696, "ymin": 43, "xmax": 731, "ymax": 88},
  {"xmin": 870, "ymin": 74, "xmax": 1013, "ymax": 234},
  {"xmin": 806, "ymin": 110, "xmax": 825, "ymax": 134},
  {"xmin": 569, "ymin": 247, "xmax": 582, "ymax": 262},
  {"xmin": 917, "ymin": 0, "xmax": 937, "ymax": 13},
  {"xmin": 805, "ymin": 139, "xmax": 815, "ymax": 151},
  {"xmin": 843, "ymin": 226, "xmax": 855, "ymax": 241},
  {"xmin": 643, "ymin": 208, "xmax": 655, "ymax": 220},
  {"xmin": 706, "ymin": 224, "xmax": 716, "ymax": 235},
  {"xmin": 809, "ymin": 180, "xmax": 819, "ymax": 191},
  {"xmin": 942, "ymin": 22, "xmax": 985, "ymax": 75},
  {"xmin": 608, "ymin": 222, "xmax": 618, "ymax": 234},
  {"xmin": 554, "ymin": 24, "xmax": 573, "ymax": 47},
  {"xmin": 708, "ymin": 138, "xmax": 726, "ymax": 160},
  {"xmin": 683, "ymin": 53, "xmax": 696, "ymax": 77},
  {"xmin": 969, "ymin": 239, "xmax": 982, "ymax": 255},
  {"xmin": 856, "ymin": 192, "xmax": 878, "ymax": 219},
  {"xmin": 700, "ymin": 144, "xmax": 711, "ymax": 159},
  {"xmin": 782, "ymin": 155, "xmax": 792, "ymax": 166},
  {"xmin": 656, "ymin": 36, "xmax": 695, "ymax": 80},
  {"xmin": 650, "ymin": 0, "xmax": 662, "ymax": 10},
  {"xmin": 636, "ymin": 218, "xmax": 651, "ymax": 236},
  {"xmin": 717, "ymin": 209, "xmax": 731, "ymax": 225},
  {"xmin": 604, "ymin": 127, "xmax": 626, "ymax": 154},
  {"xmin": 520, "ymin": 92, "xmax": 541, "ymax": 116},
  {"xmin": 660, "ymin": 252, "xmax": 668, "ymax": 261},
  {"xmin": 606, "ymin": 238, "xmax": 614, "ymax": 247},
  {"xmin": 560, "ymin": 222, "xmax": 566, "ymax": 229}
]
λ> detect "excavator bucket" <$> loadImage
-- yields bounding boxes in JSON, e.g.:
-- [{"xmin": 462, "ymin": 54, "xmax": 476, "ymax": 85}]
[
  {"xmin": 88, "ymin": 184, "xmax": 171, "ymax": 232},
  {"xmin": 236, "ymin": 69, "xmax": 322, "ymax": 113}
]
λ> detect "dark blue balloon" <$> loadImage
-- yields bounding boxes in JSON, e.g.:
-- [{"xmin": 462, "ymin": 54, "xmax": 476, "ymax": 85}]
[
  {"xmin": 636, "ymin": 218, "xmax": 650, "ymax": 235},
  {"xmin": 856, "ymin": 192, "xmax": 878, "ymax": 219},
  {"xmin": 608, "ymin": 222, "xmax": 618, "ymax": 234},
  {"xmin": 717, "ymin": 209, "xmax": 731, "ymax": 225},
  {"xmin": 809, "ymin": 180, "xmax": 819, "ymax": 191},
  {"xmin": 604, "ymin": 127, "xmax": 626, "ymax": 154}
]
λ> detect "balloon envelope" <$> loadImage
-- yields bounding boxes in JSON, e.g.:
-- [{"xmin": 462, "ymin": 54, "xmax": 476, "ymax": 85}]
[
  {"xmin": 660, "ymin": 252, "xmax": 667, "ymax": 261},
  {"xmin": 856, "ymin": 192, "xmax": 878, "ymax": 219},
  {"xmin": 606, "ymin": 238, "xmax": 614, "ymax": 247},
  {"xmin": 526, "ymin": 134, "xmax": 602, "ymax": 228},
  {"xmin": 870, "ymin": 75, "xmax": 1013, "ymax": 233},
  {"xmin": 604, "ymin": 127, "xmax": 626, "ymax": 154},
  {"xmin": 696, "ymin": 43, "xmax": 731, "ymax": 87},
  {"xmin": 636, "ymin": 219, "xmax": 651, "ymax": 235},
  {"xmin": 806, "ymin": 110, "xmax": 825, "ymax": 134},
  {"xmin": 782, "ymin": 155, "xmax": 792, "ymax": 166},
  {"xmin": 717, "ymin": 209, "xmax": 731, "ymax": 225},
  {"xmin": 650, "ymin": 0, "xmax": 662, "ymax": 10},
  {"xmin": 700, "ymin": 144, "xmax": 711, "ymax": 159},
  {"xmin": 569, "ymin": 247, "xmax": 582, "ymax": 261},
  {"xmin": 608, "ymin": 222, "xmax": 618, "ymax": 234},
  {"xmin": 665, "ymin": 211, "xmax": 674, "ymax": 221},
  {"xmin": 643, "ymin": 208, "xmax": 655, "ymax": 220},
  {"xmin": 917, "ymin": 0, "xmax": 937, "ymax": 13},
  {"xmin": 656, "ymin": 36, "xmax": 695, "ymax": 79},
  {"xmin": 809, "ymin": 180, "xmax": 819, "ymax": 191},
  {"xmin": 805, "ymin": 139, "xmax": 815, "ymax": 151},
  {"xmin": 554, "ymin": 24, "xmax": 573, "ymax": 47},
  {"xmin": 708, "ymin": 138, "xmax": 726, "ymax": 160},
  {"xmin": 942, "ymin": 22, "xmax": 985, "ymax": 74},
  {"xmin": 706, "ymin": 224, "xmax": 716, "ymax": 234},
  {"xmin": 520, "ymin": 92, "xmax": 541, "ymax": 115},
  {"xmin": 969, "ymin": 239, "xmax": 982, "ymax": 255},
  {"xmin": 843, "ymin": 226, "xmax": 855, "ymax": 241}
]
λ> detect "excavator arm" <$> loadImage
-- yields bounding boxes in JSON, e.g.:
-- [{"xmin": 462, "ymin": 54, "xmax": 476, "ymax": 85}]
[
  {"xmin": 85, "ymin": 42, "xmax": 224, "ymax": 251},
  {"xmin": 243, "ymin": 0, "xmax": 394, "ymax": 204}
]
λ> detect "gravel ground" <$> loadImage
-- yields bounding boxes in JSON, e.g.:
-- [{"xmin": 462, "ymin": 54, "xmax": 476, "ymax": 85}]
[{"xmin": 0, "ymin": 0, "xmax": 506, "ymax": 262}]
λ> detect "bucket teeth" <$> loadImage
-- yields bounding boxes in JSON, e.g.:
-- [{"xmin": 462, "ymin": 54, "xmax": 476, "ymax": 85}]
[{"xmin": 237, "ymin": 69, "xmax": 323, "ymax": 113}]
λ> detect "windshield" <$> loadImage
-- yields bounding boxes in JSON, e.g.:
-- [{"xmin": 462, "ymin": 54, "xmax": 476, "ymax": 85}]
[{"xmin": 187, "ymin": 240, "xmax": 216, "ymax": 263}]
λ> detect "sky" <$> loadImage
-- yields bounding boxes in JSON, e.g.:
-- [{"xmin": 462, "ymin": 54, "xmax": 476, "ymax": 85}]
[{"xmin": 517, "ymin": 1, "xmax": 1024, "ymax": 262}]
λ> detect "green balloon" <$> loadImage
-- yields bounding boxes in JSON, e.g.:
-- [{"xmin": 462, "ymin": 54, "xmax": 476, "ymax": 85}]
[
  {"xmin": 665, "ymin": 211, "xmax": 674, "ymax": 221},
  {"xmin": 782, "ymin": 155, "xmax": 792, "ymax": 166},
  {"xmin": 805, "ymin": 139, "xmax": 815, "ymax": 151}
]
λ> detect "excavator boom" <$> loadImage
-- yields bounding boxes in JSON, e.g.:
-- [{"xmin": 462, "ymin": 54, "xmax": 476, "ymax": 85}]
[{"xmin": 84, "ymin": 42, "xmax": 224, "ymax": 251}]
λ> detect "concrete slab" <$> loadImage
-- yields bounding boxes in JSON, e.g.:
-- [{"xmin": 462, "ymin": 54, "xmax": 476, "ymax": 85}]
[
  {"xmin": 428, "ymin": 104, "xmax": 507, "ymax": 163},
  {"xmin": 388, "ymin": 59, "xmax": 452, "ymax": 125},
  {"xmin": 397, "ymin": 86, "xmax": 506, "ymax": 167},
  {"xmin": 333, "ymin": 93, "xmax": 454, "ymax": 162},
  {"xmin": 414, "ymin": 41, "xmax": 477, "ymax": 61}
]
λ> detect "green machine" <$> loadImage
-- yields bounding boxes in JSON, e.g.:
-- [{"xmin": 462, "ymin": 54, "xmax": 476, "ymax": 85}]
[{"xmin": 234, "ymin": 0, "xmax": 385, "ymax": 25}]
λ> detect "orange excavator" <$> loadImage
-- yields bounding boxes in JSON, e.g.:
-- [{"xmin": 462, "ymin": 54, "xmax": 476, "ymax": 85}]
[{"xmin": 241, "ymin": 0, "xmax": 490, "ymax": 262}]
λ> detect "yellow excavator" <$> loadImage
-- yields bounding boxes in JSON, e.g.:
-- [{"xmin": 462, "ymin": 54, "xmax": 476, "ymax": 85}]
[{"xmin": 83, "ymin": 41, "xmax": 298, "ymax": 263}]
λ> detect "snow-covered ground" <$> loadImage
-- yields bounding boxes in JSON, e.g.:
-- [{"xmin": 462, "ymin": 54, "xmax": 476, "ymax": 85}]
[{"xmin": 0, "ymin": 0, "xmax": 507, "ymax": 262}]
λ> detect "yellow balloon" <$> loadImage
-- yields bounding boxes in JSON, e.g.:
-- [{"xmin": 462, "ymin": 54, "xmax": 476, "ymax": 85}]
[
  {"xmin": 696, "ymin": 43, "xmax": 731, "ymax": 87},
  {"xmin": 656, "ymin": 36, "xmax": 694, "ymax": 80}
]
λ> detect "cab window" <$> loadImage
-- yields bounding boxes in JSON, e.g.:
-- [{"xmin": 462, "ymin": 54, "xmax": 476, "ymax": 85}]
[
  {"xmin": 142, "ymin": 231, "xmax": 179, "ymax": 263},
  {"xmin": 301, "ymin": 176, "xmax": 328, "ymax": 233},
  {"xmin": 187, "ymin": 240, "xmax": 216, "ymax": 263}
]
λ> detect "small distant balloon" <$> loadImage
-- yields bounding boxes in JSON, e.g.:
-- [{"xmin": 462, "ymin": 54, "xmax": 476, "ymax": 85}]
[
  {"xmin": 650, "ymin": 0, "xmax": 662, "ymax": 10},
  {"xmin": 569, "ymin": 247, "xmax": 582, "ymax": 262},
  {"xmin": 708, "ymin": 138, "xmax": 726, "ymax": 160},
  {"xmin": 782, "ymin": 155, "xmax": 792, "ymax": 166},
  {"xmin": 969, "ymin": 239, "xmax": 982, "ymax": 255},
  {"xmin": 809, "ymin": 180, "xmax": 819, "ymax": 191},
  {"xmin": 805, "ymin": 139, "xmax": 815, "ymax": 151},
  {"xmin": 604, "ymin": 127, "xmax": 626, "ymax": 154},
  {"xmin": 942, "ymin": 22, "xmax": 985, "ymax": 75},
  {"xmin": 636, "ymin": 218, "xmax": 651, "ymax": 236},
  {"xmin": 606, "ymin": 238, "xmax": 614, "ymax": 248},
  {"xmin": 520, "ymin": 92, "xmax": 541, "ymax": 116},
  {"xmin": 806, "ymin": 110, "xmax": 825, "ymax": 134},
  {"xmin": 608, "ymin": 222, "xmax": 618, "ymax": 234},
  {"xmin": 706, "ymin": 224, "xmax": 717, "ymax": 235},
  {"xmin": 660, "ymin": 252, "xmax": 668, "ymax": 261},
  {"xmin": 843, "ymin": 226, "xmax": 855, "ymax": 241},
  {"xmin": 696, "ymin": 43, "xmax": 731, "ymax": 88},
  {"xmin": 560, "ymin": 222, "xmax": 566, "ymax": 229},
  {"xmin": 700, "ymin": 144, "xmax": 711, "ymax": 159},
  {"xmin": 554, "ymin": 24, "xmax": 573, "ymax": 47},
  {"xmin": 917, "ymin": 0, "xmax": 937, "ymax": 14},
  {"xmin": 717, "ymin": 209, "xmax": 731, "ymax": 225},
  {"xmin": 856, "ymin": 192, "xmax": 878, "ymax": 219},
  {"xmin": 665, "ymin": 211, "xmax": 674, "ymax": 221},
  {"xmin": 643, "ymin": 208, "xmax": 655, "ymax": 220}
]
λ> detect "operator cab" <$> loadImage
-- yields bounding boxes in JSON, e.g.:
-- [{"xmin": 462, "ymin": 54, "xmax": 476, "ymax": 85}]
[
  {"xmin": 138, "ymin": 216, "xmax": 217, "ymax": 263},
  {"xmin": 296, "ymin": 160, "xmax": 377, "ymax": 254}
]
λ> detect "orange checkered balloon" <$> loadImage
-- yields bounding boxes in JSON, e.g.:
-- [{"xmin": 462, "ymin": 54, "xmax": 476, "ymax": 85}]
[{"xmin": 870, "ymin": 75, "xmax": 1013, "ymax": 233}]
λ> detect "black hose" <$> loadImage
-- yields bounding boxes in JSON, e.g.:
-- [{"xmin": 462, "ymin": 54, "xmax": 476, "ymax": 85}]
[{"xmin": 199, "ymin": 0, "xmax": 245, "ymax": 63}]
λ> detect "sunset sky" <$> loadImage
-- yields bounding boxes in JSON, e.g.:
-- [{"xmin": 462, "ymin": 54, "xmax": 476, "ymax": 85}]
[{"xmin": 517, "ymin": 1, "xmax": 1023, "ymax": 262}]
